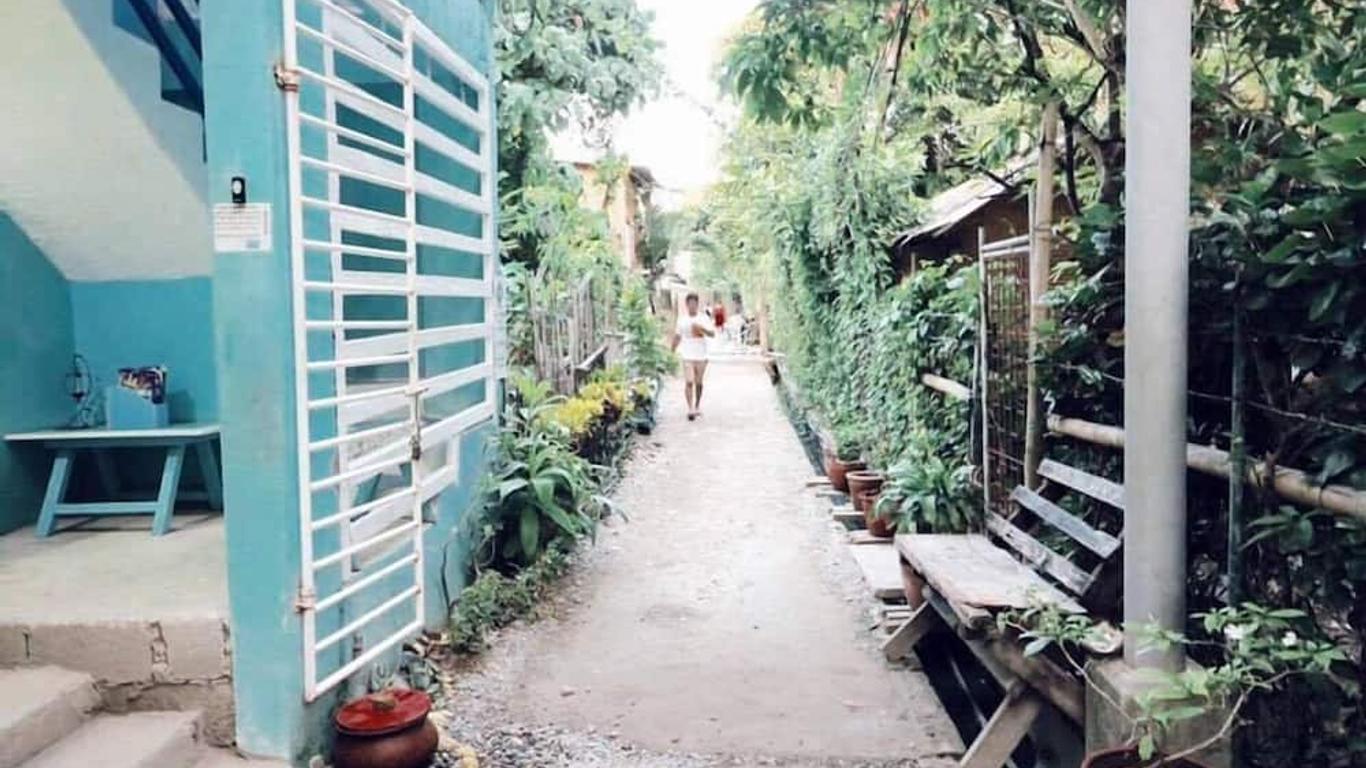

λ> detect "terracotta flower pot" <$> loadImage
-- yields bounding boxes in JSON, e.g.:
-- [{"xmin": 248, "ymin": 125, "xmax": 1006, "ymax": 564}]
[
  {"xmin": 333, "ymin": 690, "xmax": 440, "ymax": 768},
  {"xmin": 1081, "ymin": 747, "xmax": 1211, "ymax": 768},
  {"xmin": 899, "ymin": 559, "xmax": 926, "ymax": 608},
  {"xmin": 846, "ymin": 470, "xmax": 884, "ymax": 511},
  {"xmin": 864, "ymin": 497, "xmax": 894, "ymax": 538},
  {"xmin": 826, "ymin": 456, "xmax": 865, "ymax": 493}
]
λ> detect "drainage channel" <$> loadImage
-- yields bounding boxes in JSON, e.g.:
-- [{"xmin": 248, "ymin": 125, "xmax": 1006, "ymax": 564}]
[{"xmin": 771, "ymin": 374, "xmax": 1083, "ymax": 768}]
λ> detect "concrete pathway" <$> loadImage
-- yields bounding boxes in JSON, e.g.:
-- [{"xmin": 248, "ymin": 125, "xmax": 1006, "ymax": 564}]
[{"xmin": 492, "ymin": 360, "xmax": 960, "ymax": 765}]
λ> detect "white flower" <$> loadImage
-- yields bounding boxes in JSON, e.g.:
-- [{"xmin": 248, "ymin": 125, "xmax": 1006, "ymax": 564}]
[
  {"xmin": 1224, "ymin": 624, "xmax": 1250, "ymax": 642},
  {"xmin": 1281, "ymin": 631, "xmax": 1299, "ymax": 648}
]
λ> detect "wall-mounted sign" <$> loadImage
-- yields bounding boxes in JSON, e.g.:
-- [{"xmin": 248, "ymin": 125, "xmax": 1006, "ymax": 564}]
[{"xmin": 213, "ymin": 203, "xmax": 272, "ymax": 252}]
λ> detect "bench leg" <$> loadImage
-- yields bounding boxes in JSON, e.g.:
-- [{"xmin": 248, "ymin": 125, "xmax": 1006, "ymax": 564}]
[
  {"xmin": 882, "ymin": 601, "xmax": 939, "ymax": 662},
  {"xmin": 195, "ymin": 442, "xmax": 224, "ymax": 511},
  {"xmin": 36, "ymin": 450, "xmax": 75, "ymax": 537},
  {"xmin": 150, "ymin": 446, "xmax": 186, "ymax": 537},
  {"xmin": 961, "ymin": 690, "xmax": 1044, "ymax": 768}
]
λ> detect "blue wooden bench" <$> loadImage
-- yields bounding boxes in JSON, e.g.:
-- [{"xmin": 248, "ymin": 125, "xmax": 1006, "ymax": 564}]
[{"xmin": 4, "ymin": 423, "xmax": 222, "ymax": 537}]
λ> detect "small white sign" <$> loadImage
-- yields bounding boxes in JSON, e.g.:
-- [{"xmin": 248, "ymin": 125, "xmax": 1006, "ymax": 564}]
[{"xmin": 213, "ymin": 203, "xmax": 272, "ymax": 252}]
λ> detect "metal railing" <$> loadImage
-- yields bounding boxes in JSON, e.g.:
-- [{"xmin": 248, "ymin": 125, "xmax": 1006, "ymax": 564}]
[{"xmin": 282, "ymin": 0, "xmax": 496, "ymax": 701}]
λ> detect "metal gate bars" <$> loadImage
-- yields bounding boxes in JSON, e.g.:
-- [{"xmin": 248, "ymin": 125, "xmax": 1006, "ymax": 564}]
[{"xmin": 281, "ymin": 0, "xmax": 496, "ymax": 701}]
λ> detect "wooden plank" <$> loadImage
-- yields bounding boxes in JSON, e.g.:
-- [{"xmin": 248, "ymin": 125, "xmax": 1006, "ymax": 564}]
[
  {"xmin": 6, "ymin": 423, "xmax": 221, "ymax": 443},
  {"xmin": 848, "ymin": 529, "xmax": 891, "ymax": 546},
  {"xmin": 980, "ymin": 634, "xmax": 1085, "ymax": 724},
  {"xmin": 1038, "ymin": 458, "xmax": 1125, "ymax": 510},
  {"xmin": 848, "ymin": 544, "xmax": 905, "ymax": 600},
  {"xmin": 833, "ymin": 510, "xmax": 866, "ymax": 527},
  {"xmin": 1011, "ymin": 486, "xmax": 1120, "ymax": 558},
  {"xmin": 896, "ymin": 534, "xmax": 1085, "ymax": 615},
  {"xmin": 984, "ymin": 513, "xmax": 1093, "ymax": 597},
  {"xmin": 961, "ymin": 691, "xmax": 1044, "ymax": 768},
  {"xmin": 882, "ymin": 602, "xmax": 939, "ymax": 662}
]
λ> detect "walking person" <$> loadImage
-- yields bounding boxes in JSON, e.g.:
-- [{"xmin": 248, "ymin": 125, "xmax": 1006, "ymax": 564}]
[{"xmin": 671, "ymin": 292, "xmax": 715, "ymax": 421}]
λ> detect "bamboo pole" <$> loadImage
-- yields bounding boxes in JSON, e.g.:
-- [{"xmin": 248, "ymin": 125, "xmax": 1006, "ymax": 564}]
[
  {"xmin": 1024, "ymin": 102, "xmax": 1060, "ymax": 491},
  {"xmin": 918, "ymin": 372, "xmax": 1366, "ymax": 525},
  {"xmin": 1227, "ymin": 302, "xmax": 1247, "ymax": 603},
  {"xmin": 922, "ymin": 373, "xmax": 971, "ymax": 401},
  {"xmin": 1047, "ymin": 415, "xmax": 1366, "ymax": 525}
]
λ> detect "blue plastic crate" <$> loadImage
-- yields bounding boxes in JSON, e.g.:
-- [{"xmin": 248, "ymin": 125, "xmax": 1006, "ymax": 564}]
[{"xmin": 105, "ymin": 385, "xmax": 169, "ymax": 429}]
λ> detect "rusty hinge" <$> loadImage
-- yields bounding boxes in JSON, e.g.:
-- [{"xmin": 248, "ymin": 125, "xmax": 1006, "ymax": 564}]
[
  {"xmin": 274, "ymin": 62, "xmax": 300, "ymax": 92},
  {"xmin": 294, "ymin": 587, "xmax": 316, "ymax": 612}
]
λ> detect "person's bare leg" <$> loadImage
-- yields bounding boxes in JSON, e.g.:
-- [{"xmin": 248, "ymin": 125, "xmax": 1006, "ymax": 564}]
[
  {"xmin": 694, "ymin": 363, "xmax": 707, "ymax": 415},
  {"xmin": 683, "ymin": 373, "xmax": 697, "ymax": 418}
]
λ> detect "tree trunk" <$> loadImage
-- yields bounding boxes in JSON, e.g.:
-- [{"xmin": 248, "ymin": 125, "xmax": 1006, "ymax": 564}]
[{"xmin": 1024, "ymin": 101, "xmax": 1059, "ymax": 490}]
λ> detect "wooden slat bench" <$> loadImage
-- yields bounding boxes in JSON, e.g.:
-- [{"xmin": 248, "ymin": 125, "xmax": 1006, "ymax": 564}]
[{"xmin": 883, "ymin": 458, "xmax": 1125, "ymax": 768}]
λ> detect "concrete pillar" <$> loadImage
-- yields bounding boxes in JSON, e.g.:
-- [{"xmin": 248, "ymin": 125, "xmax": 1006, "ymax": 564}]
[
  {"xmin": 201, "ymin": 1, "xmax": 331, "ymax": 759},
  {"xmin": 1123, "ymin": 0, "xmax": 1193, "ymax": 671}
]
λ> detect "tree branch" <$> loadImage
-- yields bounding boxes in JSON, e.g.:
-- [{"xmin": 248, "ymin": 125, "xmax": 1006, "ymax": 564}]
[{"xmin": 1060, "ymin": 0, "xmax": 1114, "ymax": 70}]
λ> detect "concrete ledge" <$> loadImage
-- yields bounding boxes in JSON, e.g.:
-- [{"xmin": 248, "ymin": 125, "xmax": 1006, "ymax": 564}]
[
  {"xmin": 1085, "ymin": 658, "xmax": 1231, "ymax": 768},
  {"xmin": 103, "ymin": 679, "xmax": 236, "ymax": 748},
  {"xmin": 0, "ymin": 618, "xmax": 235, "ymax": 748}
]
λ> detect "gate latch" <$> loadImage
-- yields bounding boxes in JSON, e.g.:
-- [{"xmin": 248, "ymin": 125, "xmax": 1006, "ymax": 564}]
[{"xmin": 274, "ymin": 62, "xmax": 300, "ymax": 92}]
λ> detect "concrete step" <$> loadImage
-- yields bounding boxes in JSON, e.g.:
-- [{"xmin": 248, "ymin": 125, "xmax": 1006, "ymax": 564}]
[
  {"xmin": 0, "ymin": 667, "xmax": 100, "ymax": 768},
  {"xmin": 193, "ymin": 751, "xmax": 289, "ymax": 768},
  {"xmin": 21, "ymin": 711, "xmax": 202, "ymax": 768}
]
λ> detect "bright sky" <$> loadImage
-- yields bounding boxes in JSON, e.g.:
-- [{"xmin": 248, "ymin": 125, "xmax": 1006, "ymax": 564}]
[{"xmin": 552, "ymin": 0, "xmax": 760, "ymax": 208}]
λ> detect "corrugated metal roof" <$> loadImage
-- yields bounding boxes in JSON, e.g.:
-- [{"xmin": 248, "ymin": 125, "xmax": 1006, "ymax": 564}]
[{"xmin": 893, "ymin": 158, "xmax": 1034, "ymax": 249}]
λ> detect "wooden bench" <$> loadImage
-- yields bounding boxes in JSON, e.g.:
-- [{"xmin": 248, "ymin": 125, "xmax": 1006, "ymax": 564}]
[
  {"xmin": 4, "ymin": 423, "xmax": 223, "ymax": 537},
  {"xmin": 884, "ymin": 458, "xmax": 1125, "ymax": 768}
]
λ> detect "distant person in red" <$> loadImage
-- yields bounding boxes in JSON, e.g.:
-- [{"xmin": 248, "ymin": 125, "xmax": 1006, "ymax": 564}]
[{"xmin": 712, "ymin": 302, "xmax": 727, "ymax": 339}]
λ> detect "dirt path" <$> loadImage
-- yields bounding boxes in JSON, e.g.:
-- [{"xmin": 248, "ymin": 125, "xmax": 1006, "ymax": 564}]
[{"xmin": 441, "ymin": 360, "xmax": 961, "ymax": 767}]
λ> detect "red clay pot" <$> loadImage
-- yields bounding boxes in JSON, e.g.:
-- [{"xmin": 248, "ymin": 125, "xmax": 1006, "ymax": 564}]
[
  {"xmin": 899, "ymin": 559, "xmax": 926, "ymax": 608},
  {"xmin": 846, "ymin": 470, "xmax": 884, "ymax": 511},
  {"xmin": 333, "ymin": 690, "xmax": 439, "ymax": 768},
  {"xmin": 1081, "ymin": 747, "xmax": 1211, "ymax": 768},
  {"xmin": 864, "ymin": 498, "xmax": 894, "ymax": 539},
  {"xmin": 826, "ymin": 456, "xmax": 865, "ymax": 493}
]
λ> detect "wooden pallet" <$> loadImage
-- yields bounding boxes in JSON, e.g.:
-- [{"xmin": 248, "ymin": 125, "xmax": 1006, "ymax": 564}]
[
  {"xmin": 831, "ymin": 505, "xmax": 864, "ymax": 526},
  {"xmin": 848, "ymin": 529, "xmax": 892, "ymax": 546},
  {"xmin": 848, "ymin": 543, "xmax": 904, "ymax": 601}
]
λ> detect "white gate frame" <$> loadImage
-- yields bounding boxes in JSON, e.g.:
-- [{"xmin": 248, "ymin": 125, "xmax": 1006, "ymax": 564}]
[{"xmin": 281, "ymin": 0, "xmax": 496, "ymax": 701}]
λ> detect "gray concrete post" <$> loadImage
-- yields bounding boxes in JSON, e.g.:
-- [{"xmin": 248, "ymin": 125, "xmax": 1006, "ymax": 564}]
[{"xmin": 1124, "ymin": 0, "xmax": 1192, "ymax": 671}]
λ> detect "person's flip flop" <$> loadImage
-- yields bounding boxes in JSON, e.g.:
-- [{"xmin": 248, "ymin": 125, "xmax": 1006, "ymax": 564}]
[{"xmin": 687, "ymin": 413, "xmax": 696, "ymax": 421}]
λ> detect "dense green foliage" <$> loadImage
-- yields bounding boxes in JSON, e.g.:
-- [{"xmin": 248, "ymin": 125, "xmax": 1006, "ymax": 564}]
[
  {"xmin": 478, "ymin": 377, "xmax": 610, "ymax": 569},
  {"xmin": 707, "ymin": 1, "xmax": 1365, "ymax": 761},
  {"xmin": 449, "ymin": 545, "xmax": 570, "ymax": 653},
  {"xmin": 494, "ymin": 0, "xmax": 663, "ymax": 365}
]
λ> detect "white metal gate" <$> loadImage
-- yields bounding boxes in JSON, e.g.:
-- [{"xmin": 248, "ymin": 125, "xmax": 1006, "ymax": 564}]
[{"xmin": 281, "ymin": 0, "xmax": 496, "ymax": 701}]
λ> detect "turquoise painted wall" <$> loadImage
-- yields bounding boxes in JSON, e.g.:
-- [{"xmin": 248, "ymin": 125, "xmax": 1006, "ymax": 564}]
[
  {"xmin": 202, "ymin": 0, "xmax": 320, "ymax": 759},
  {"xmin": 203, "ymin": 0, "xmax": 496, "ymax": 761},
  {"xmin": 70, "ymin": 278, "xmax": 218, "ymax": 422},
  {"xmin": 0, "ymin": 214, "xmax": 75, "ymax": 535}
]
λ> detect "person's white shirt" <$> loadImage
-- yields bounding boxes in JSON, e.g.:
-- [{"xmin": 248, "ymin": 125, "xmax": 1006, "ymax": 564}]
[{"xmin": 675, "ymin": 311, "xmax": 712, "ymax": 361}]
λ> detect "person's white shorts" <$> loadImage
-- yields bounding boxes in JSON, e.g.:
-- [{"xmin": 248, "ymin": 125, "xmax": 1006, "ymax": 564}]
[{"xmin": 683, "ymin": 359, "xmax": 708, "ymax": 384}]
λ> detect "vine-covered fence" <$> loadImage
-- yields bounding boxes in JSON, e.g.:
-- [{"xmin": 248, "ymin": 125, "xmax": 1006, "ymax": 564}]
[{"xmin": 529, "ymin": 275, "xmax": 610, "ymax": 395}]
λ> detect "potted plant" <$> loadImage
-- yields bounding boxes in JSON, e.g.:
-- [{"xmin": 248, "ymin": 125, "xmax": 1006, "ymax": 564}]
[
  {"xmin": 824, "ymin": 428, "xmax": 866, "ymax": 492},
  {"xmin": 872, "ymin": 436, "xmax": 978, "ymax": 535},
  {"xmin": 847, "ymin": 468, "xmax": 885, "ymax": 513},
  {"xmin": 1000, "ymin": 603, "xmax": 1346, "ymax": 768}
]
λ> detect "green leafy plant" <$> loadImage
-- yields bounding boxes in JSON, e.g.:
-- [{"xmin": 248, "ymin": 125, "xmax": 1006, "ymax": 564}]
[
  {"xmin": 833, "ymin": 425, "xmax": 865, "ymax": 462},
  {"xmin": 873, "ymin": 429, "xmax": 978, "ymax": 534},
  {"xmin": 478, "ymin": 377, "xmax": 611, "ymax": 569},
  {"xmin": 618, "ymin": 277, "xmax": 677, "ymax": 380},
  {"xmin": 449, "ymin": 545, "xmax": 570, "ymax": 653},
  {"xmin": 1000, "ymin": 602, "xmax": 1347, "ymax": 764}
]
